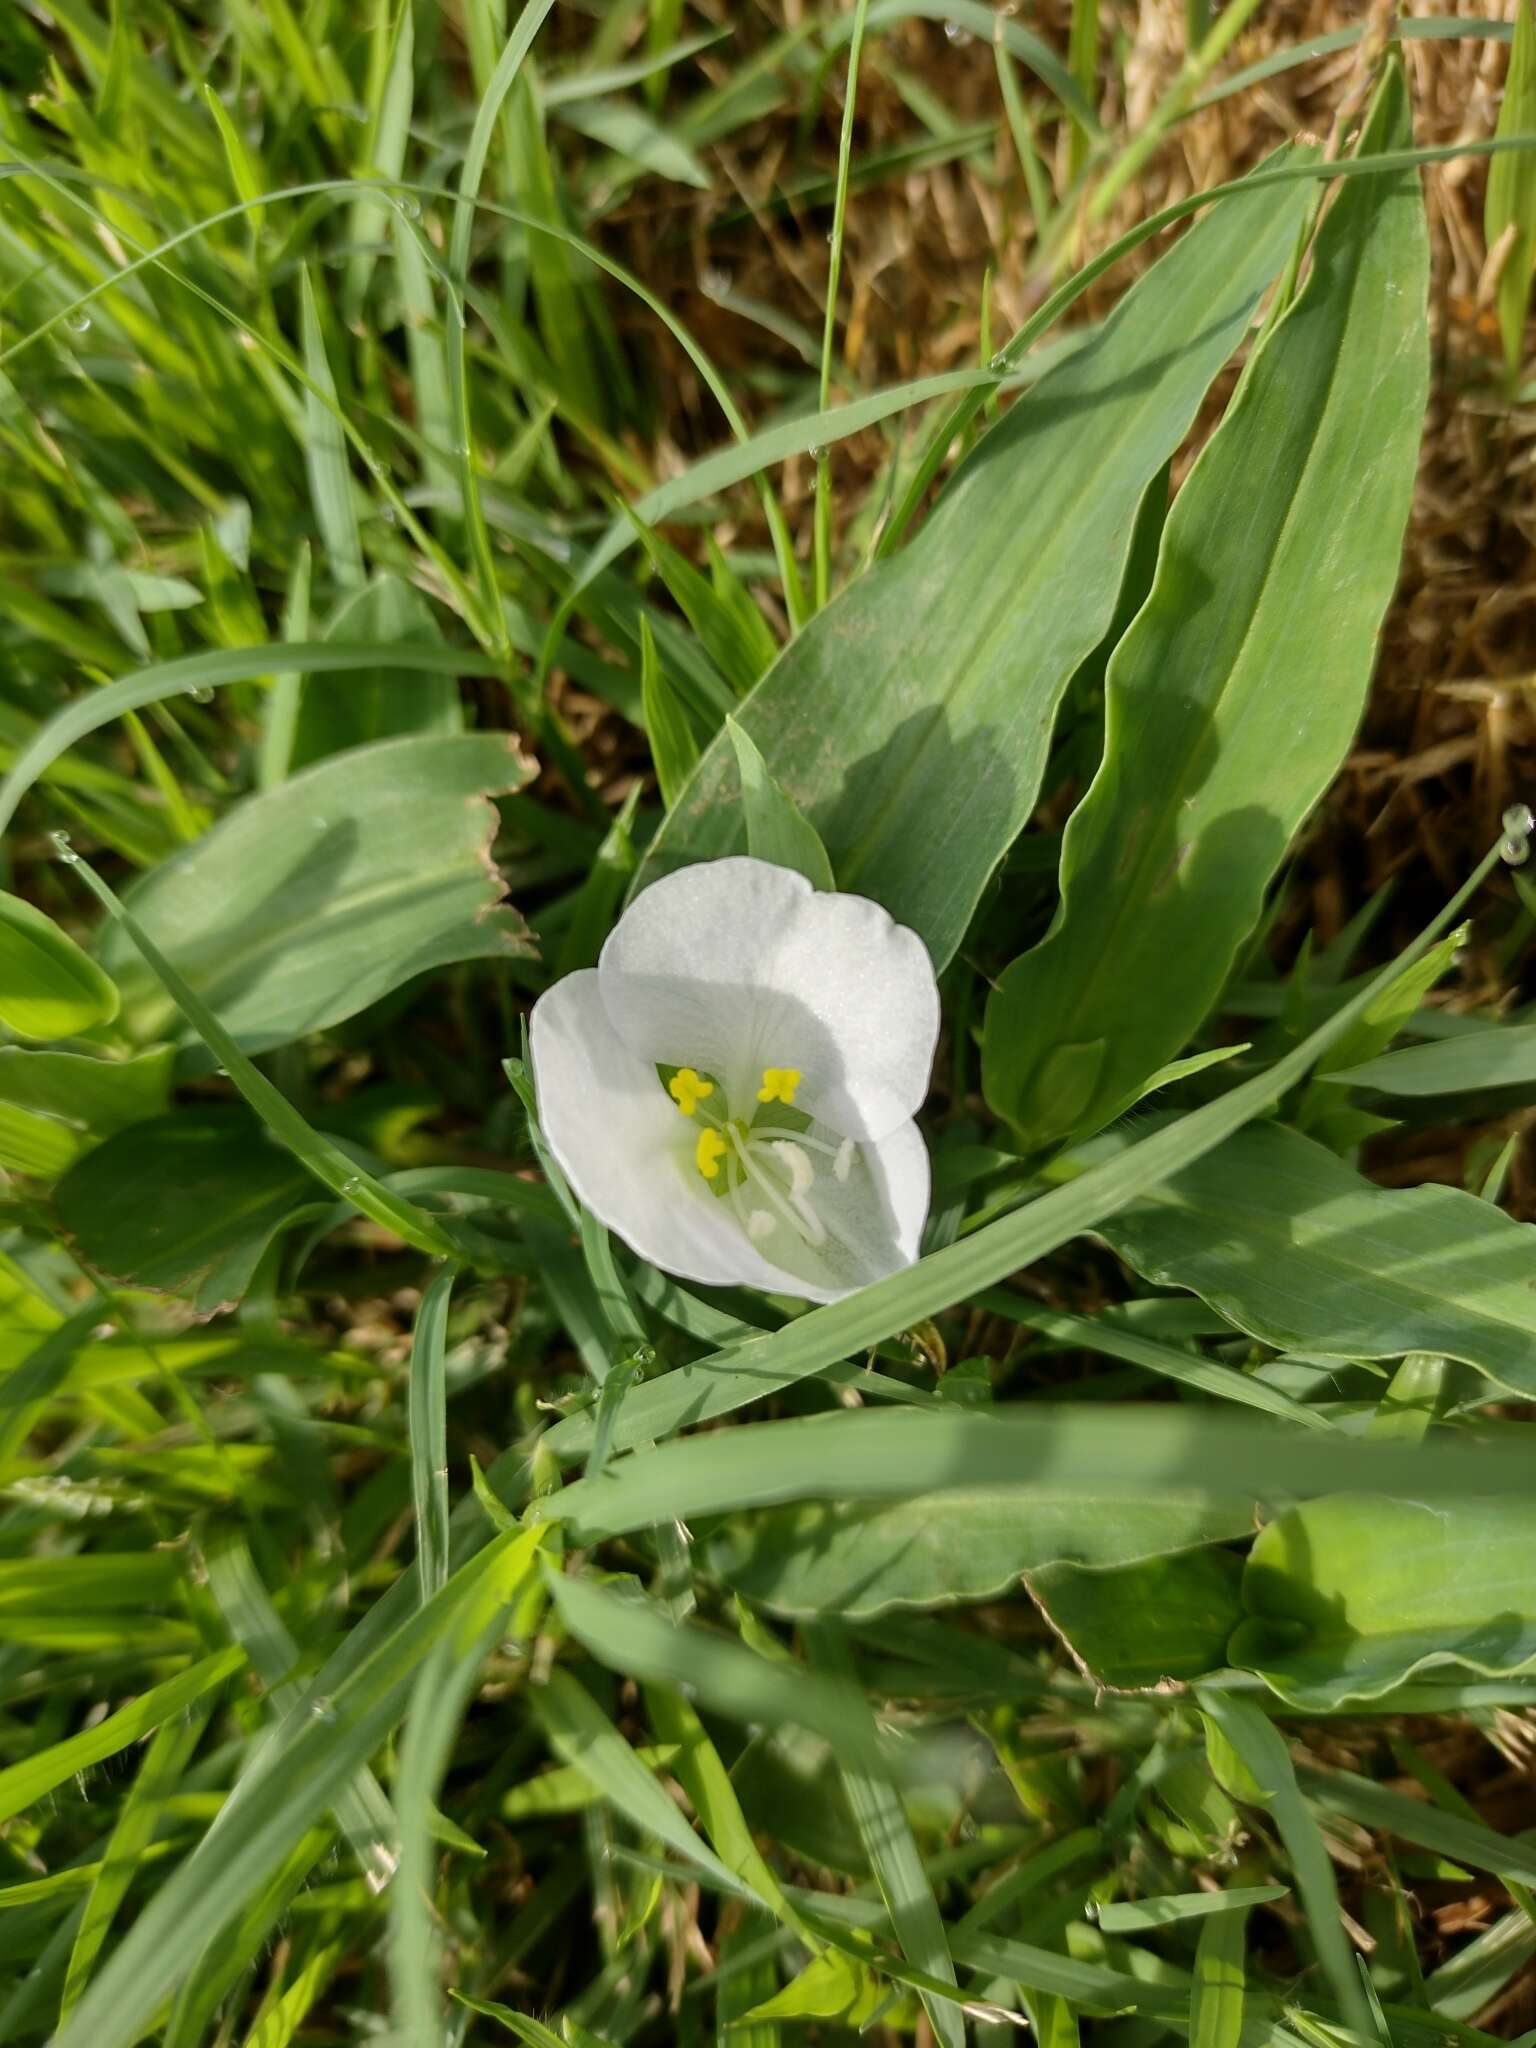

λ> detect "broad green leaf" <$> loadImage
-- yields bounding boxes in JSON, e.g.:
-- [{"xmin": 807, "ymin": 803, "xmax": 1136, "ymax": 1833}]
[
  {"xmin": 97, "ymin": 733, "xmax": 533, "ymax": 1051},
  {"xmin": 54, "ymin": 1106, "xmax": 320, "ymax": 1314},
  {"xmin": 1026, "ymin": 1547, "xmax": 1245, "ymax": 1690},
  {"xmin": 633, "ymin": 152, "xmax": 1315, "ymax": 967},
  {"xmin": 0, "ymin": 889, "xmax": 119, "ymax": 1040},
  {"xmin": 1100, "ymin": 1119, "xmax": 1536, "ymax": 1396},
  {"xmin": 1322, "ymin": 1024, "xmax": 1536, "ymax": 1096},
  {"xmin": 1232, "ymin": 1493, "xmax": 1536, "ymax": 1708},
  {"xmin": 1486, "ymin": 0, "xmax": 1536, "ymax": 388},
  {"xmin": 289, "ymin": 574, "xmax": 463, "ymax": 770},
  {"xmin": 726, "ymin": 717, "xmax": 833, "ymax": 890},
  {"xmin": 985, "ymin": 67, "xmax": 1428, "ymax": 1146},
  {"xmin": 740, "ymin": 1949, "xmax": 884, "ymax": 2025},
  {"xmin": 0, "ymin": 1045, "xmax": 173, "ymax": 1139},
  {"xmin": 709, "ymin": 1490, "xmax": 1253, "ymax": 1618}
]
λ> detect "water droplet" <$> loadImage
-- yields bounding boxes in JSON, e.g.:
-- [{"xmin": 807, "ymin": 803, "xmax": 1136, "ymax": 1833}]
[
  {"xmin": 186, "ymin": 683, "xmax": 215, "ymax": 704},
  {"xmin": 989, "ymin": 350, "xmax": 1009, "ymax": 372},
  {"xmin": 49, "ymin": 830, "xmax": 79, "ymax": 865},
  {"xmin": 1503, "ymin": 802, "xmax": 1533, "ymax": 839},
  {"xmin": 311, "ymin": 814, "xmax": 330, "ymax": 831},
  {"xmin": 380, "ymin": 505, "xmax": 397, "ymax": 525},
  {"xmin": 701, "ymin": 265, "xmax": 733, "ymax": 297},
  {"xmin": 310, "ymin": 1696, "xmax": 338, "ymax": 1724},
  {"xmin": 64, "ymin": 310, "xmax": 91, "ymax": 335},
  {"xmin": 1502, "ymin": 835, "xmax": 1531, "ymax": 867},
  {"xmin": 808, "ymin": 443, "xmax": 827, "ymax": 461},
  {"xmin": 338, "ymin": 1173, "xmax": 366, "ymax": 1198},
  {"xmin": 395, "ymin": 193, "xmax": 421, "ymax": 220},
  {"xmin": 366, "ymin": 453, "xmax": 388, "ymax": 479},
  {"xmin": 943, "ymin": 18, "xmax": 974, "ymax": 43}
]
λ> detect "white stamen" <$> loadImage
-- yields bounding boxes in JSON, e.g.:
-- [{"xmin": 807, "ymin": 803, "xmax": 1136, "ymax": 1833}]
[
  {"xmin": 834, "ymin": 1137, "xmax": 855, "ymax": 1183},
  {"xmin": 746, "ymin": 1209, "xmax": 775, "ymax": 1240},
  {"xmin": 730, "ymin": 1126, "xmax": 827, "ymax": 1247},
  {"xmin": 769, "ymin": 1139, "xmax": 814, "ymax": 1197}
]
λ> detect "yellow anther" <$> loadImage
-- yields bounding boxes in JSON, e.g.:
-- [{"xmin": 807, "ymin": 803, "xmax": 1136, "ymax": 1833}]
[
  {"xmin": 668, "ymin": 1067, "xmax": 714, "ymax": 1117},
  {"xmin": 757, "ymin": 1066, "xmax": 802, "ymax": 1106},
  {"xmin": 695, "ymin": 1127, "xmax": 727, "ymax": 1181}
]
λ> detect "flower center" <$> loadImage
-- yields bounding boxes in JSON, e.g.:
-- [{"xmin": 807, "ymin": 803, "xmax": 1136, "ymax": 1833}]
[{"xmin": 666, "ymin": 1063, "xmax": 856, "ymax": 1253}]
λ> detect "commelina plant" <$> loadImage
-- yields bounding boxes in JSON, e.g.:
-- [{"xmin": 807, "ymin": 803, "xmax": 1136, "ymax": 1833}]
[{"xmin": 2, "ymin": 6, "xmax": 1536, "ymax": 2046}]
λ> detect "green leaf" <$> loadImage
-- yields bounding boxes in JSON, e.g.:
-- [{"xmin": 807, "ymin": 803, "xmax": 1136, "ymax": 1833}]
[
  {"xmin": 709, "ymin": 1490, "xmax": 1253, "ymax": 1618},
  {"xmin": 527, "ymin": 1665, "xmax": 751, "ymax": 1901},
  {"xmin": 633, "ymin": 151, "xmax": 1315, "ymax": 968},
  {"xmin": 1232, "ymin": 1493, "xmax": 1536, "ymax": 1708},
  {"xmin": 985, "ymin": 67, "xmax": 1429, "ymax": 1146},
  {"xmin": 741, "ymin": 1948, "xmax": 884, "ymax": 2025},
  {"xmin": 408, "ymin": 1264, "xmax": 457, "ymax": 1603},
  {"xmin": 1196, "ymin": 1689, "xmax": 1372, "ymax": 2039},
  {"xmin": 1099, "ymin": 1119, "xmax": 1536, "ymax": 1398},
  {"xmin": 802, "ymin": 1622, "xmax": 962, "ymax": 2048},
  {"xmin": 97, "ymin": 733, "xmax": 533, "ymax": 1051},
  {"xmin": 1189, "ymin": 1897, "xmax": 1251, "ymax": 2048},
  {"xmin": 289, "ymin": 574, "xmax": 463, "ymax": 770},
  {"xmin": 1486, "ymin": 0, "xmax": 1536, "ymax": 388},
  {"xmin": 1097, "ymin": 1886, "xmax": 1286, "ymax": 1931},
  {"xmin": 0, "ymin": 1045, "xmax": 173, "ymax": 1139},
  {"xmin": 0, "ymin": 889, "xmax": 119, "ymax": 1040},
  {"xmin": 0, "ymin": 642, "xmax": 505, "ymax": 840},
  {"xmin": 299, "ymin": 267, "xmax": 364, "ymax": 592},
  {"xmin": 639, "ymin": 614, "xmax": 701, "ymax": 810},
  {"xmin": 1026, "ymin": 1547, "xmax": 1246, "ymax": 1690},
  {"xmin": 0, "ymin": 1646, "xmax": 244, "ymax": 1828},
  {"xmin": 1321, "ymin": 1024, "xmax": 1536, "ymax": 1097},
  {"xmin": 54, "ymin": 1106, "xmax": 319, "ymax": 1314},
  {"xmin": 52, "ymin": 1529, "xmax": 543, "ymax": 2048},
  {"xmin": 555, "ymin": 94, "xmax": 711, "ymax": 188},
  {"xmin": 537, "ymin": 1405, "xmax": 1536, "ymax": 1550},
  {"xmin": 726, "ymin": 717, "xmax": 834, "ymax": 890}
]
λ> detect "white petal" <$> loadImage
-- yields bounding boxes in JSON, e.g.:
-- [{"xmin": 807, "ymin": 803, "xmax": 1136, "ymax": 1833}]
[
  {"xmin": 601, "ymin": 857, "xmax": 938, "ymax": 1140},
  {"xmin": 529, "ymin": 970, "xmax": 832, "ymax": 1299}
]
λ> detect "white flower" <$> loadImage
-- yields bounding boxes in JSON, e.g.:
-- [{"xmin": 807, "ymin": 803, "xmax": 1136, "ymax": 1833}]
[{"xmin": 529, "ymin": 856, "xmax": 939, "ymax": 1303}]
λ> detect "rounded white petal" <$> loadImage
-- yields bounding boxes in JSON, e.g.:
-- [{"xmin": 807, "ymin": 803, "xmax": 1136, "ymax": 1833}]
[
  {"xmin": 529, "ymin": 970, "xmax": 832, "ymax": 1299},
  {"xmin": 600, "ymin": 857, "xmax": 939, "ymax": 1140},
  {"xmin": 528, "ymin": 971, "xmax": 930, "ymax": 1304}
]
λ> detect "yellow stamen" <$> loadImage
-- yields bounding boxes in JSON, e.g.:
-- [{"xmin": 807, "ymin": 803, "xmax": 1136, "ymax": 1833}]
[
  {"xmin": 695, "ymin": 1127, "xmax": 727, "ymax": 1181},
  {"xmin": 757, "ymin": 1066, "xmax": 802, "ymax": 1106},
  {"xmin": 668, "ymin": 1067, "xmax": 714, "ymax": 1117}
]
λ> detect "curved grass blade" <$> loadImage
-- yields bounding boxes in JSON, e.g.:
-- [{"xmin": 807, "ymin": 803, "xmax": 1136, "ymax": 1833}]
[{"xmin": 0, "ymin": 641, "xmax": 500, "ymax": 841}]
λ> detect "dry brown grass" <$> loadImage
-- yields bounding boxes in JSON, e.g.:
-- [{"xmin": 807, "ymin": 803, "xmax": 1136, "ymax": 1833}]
[{"xmin": 608, "ymin": 0, "xmax": 1534, "ymax": 953}]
